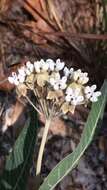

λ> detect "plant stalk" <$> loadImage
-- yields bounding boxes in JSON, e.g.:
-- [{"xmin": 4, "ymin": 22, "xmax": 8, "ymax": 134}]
[
  {"xmin": 25, "ymin": 95, "xmax": 42, "ymax": 115},
  {"xmin": 36, "ymin": 118, "xmax": 51, "ymax": 176}
]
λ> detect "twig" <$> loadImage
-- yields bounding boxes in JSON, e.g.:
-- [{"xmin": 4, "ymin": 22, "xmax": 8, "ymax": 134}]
[{"xmin": 38, "ymin": 31, "xmax": 107, "ymax": 40}]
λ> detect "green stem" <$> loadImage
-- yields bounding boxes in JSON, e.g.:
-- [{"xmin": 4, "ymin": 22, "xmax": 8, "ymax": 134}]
[{"xmin": 36, "ymin": 118, "xmax": 51, "ymax": 176}]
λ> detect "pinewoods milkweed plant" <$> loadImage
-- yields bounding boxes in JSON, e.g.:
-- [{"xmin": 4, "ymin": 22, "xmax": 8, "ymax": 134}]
[{"xmin": 8, "ymin": 59, "xmax": 101, "ymax": 176}]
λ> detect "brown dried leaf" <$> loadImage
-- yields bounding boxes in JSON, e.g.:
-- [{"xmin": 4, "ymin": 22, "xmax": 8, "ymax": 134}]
[
  {"xmin": 2, "ymin": 100, "xmax": 25, "ymax": 133},
  {"xmin": 0, "ymin": 60, "xmax": 14, "ymax": 91}
]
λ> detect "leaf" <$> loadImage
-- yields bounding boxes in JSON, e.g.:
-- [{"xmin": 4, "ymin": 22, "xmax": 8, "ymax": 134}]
[
  {"xmin": 0, "ymin": 110, "xmax": 38, "ymax": 190},
  {"xmin": 102, "ymin": 0, "xmax": 107, "ymax": 31},
  {"xmin": 39, "ymin": 80, "xmax": 107, "ymax": 190}
]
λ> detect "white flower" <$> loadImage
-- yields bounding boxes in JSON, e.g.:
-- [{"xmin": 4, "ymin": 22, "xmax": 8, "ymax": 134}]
[
  {"xmin": 8, "ymin": 72, "xmax": 19, "ymax": 86},
  {"xmin": 17, "ymin": 74, "xmax": 25, "ymax": 83},
  {"xmin": 55, "ymin": 59, "xmax": 65, "ymax": 71},
  {"xmin": 41, "ymin": 59, "xmax": 49, "ymax": 71},
  {"xmin": 46, "ymin": 59, "xmax": 55, "ymax": 71},
  {"xmin": 18, "ymin": 66, "xmax": 26, "ymax": 77},
  {"xmin": 47, "ymin": 58, "xmax": 65, "ymax": 71},
  {"xmin": 17, "ymin": 66, "xmax": 26, "ymax": 83},
  {"xmin": 64, "ymin": 67, "xmax": 74, "ymax": 77},
  {"xmin": 73, "ymin": 69, "xmax": 89, "ymax": 84},
  {"xmin": 65, "ymin": 87, "xmax": 84, "ymax": 105},
  {"xmin": 84, "ymin": 85, "xmax": 101, "ymax": 102},
  {"xmin": 73, "ymin": 69, "xmax": 82, "ymax": 81},
  {"xmin": 25, "ymin": 69, "xmax": 31, "ymax": 75},
  {"xmin": 65, "ymin": 93, "xmax": 72, "ymax": 102},
  {"xmin": 26, "ymin": 61, "xmax": 34, "ymax": 75},
  {"xmin": 34, "ymin": 61, "xmax": 41, "ymax": 73},
  {"xmin": 50, "ymin": 72, "xmax": 60, "ymax": 85},
  {"xmin": 71, "ymin": 95, "xmax": 84, "ymax": 105},
  {"xmin": 66, "ymin": 86, "xmax": 80, "ymax": 96},
  {"xmin": 34, "ymin": 59, "xmax": 49, "ymax": 73},
  {"xmin": 26, "ymin": 61, "xmax": 34, "ymax": 72},
  {"xmin": 78, "ymin": 72, "xmax": 89, "ymax": 84},
  {"xmin": 50, "ymin": 74, "xmax": 67, "ymax": 90},
  {"xmin": 84, "ymin": 85, "xmax": 96, "ymax": 99}
]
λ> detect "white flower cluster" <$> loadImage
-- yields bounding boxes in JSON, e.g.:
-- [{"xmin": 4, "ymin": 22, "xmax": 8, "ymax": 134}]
[
  {"xmin": 65, "ymin": 87, "xmax": 84, "ymax": 106},
  {"xmin": 84, "ymin": 85, "xmax": 101, "ymax": 102},
  {"xmin": 8, "ymin": 59, "xmax": 101, "ymax": 114},
  {"xmin": 50, "ymin": 73, "xmax": 67, "ymax": 90},
  {"xmin": 8, "ymin": 59, "xmax": 64, "ymax": 84},
  {"xmin": 8, "ymin": 61, "xmax": 34, "ymax": 85},
  {"xmin": 33, "ymin": 58, "xmax": 65, "ymax": 73}
]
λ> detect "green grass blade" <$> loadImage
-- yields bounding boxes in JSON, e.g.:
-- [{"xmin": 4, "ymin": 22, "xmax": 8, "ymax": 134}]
[
  {"xmin": 0, "ymin": 110, "xmax": 38, "ymax": 190},
  {"xmin": 39, "ymin": 80, "xmax": 107, "ymax": 190}
]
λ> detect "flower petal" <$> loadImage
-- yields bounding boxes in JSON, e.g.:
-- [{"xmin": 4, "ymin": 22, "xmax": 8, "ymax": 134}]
[
  {"xmin": 14, "ymin": 79, "xmax": 19, "ymax": 86},
  {"xmin": 91, "ymin": 85, "xmax": 97, "ymax": 91},
  {"xmin": 94, "ymin": 91, "xmax": 101, "ymax": 97},
  {"xmin": 90, "ymin": 96, "xmax": 98, "ymax": 102},
  {"xmin": 60, "ymin": 83, "xmax": 67, "ymax": 90},
  {"xmin": 50, "ymin": 78, "xmax": 55, "ymax": 85},
  {"xmin": 66, "ymin": 87, "xmax": 73, "ymax": 95},
  {"xmin": 64, "ymin": 67, "xmax": 69, "ymax": 77},
  {"xmin": 53, "ymin": 83, "xmax": 59, "ymax": 90},
  {"xmin": 26, "ymin": 61, "xmax": 34, "ymax": 72},
  {"xmin": 18, "ymin": 66, "xmax": 26, "ymax": 77},
  {"xmin": 56, "ymin": 59, "xmax": 65, "ymax": 71},
  {"xmin": 77, "ymin": 95, "xmax": 84, "ymax": 102},
  {"xmin": 8, "ymin": 72, "xmax": 19, "ymax": 85},
  {"xmin": 61, "ymin": 76, "xmax": 67, "ymax": 83},
  {"xmin": 73, "ymin": 69, "xmax": 81, "ymax": 81},
  {"xmin": 18, "ymin": 74, "xmax": 25, "ymax": 83},
  {"xmin": 25, "ymin": 68, "xmax": 32, "ymax": 75},
  {"xmin": 8, "ymin": 76, "xmax": 14, "ymax": 84},
  {"xmin": 46, "ymin": 59, "xmax": 55, "ymax": 71},
  {"xmin": 84, "ymin": 86, "xmax": 91, "ymax": 94},
  {"xmin": 65, "ymin": 94, "xmax": 71, "ymax": 102},
  {"xmin": 34, "ymin": 61, "xmax": 41, "ymax": 73},
  {"xmin": 60, "ymin": 76, "xmax": 67, "ymax": 89}
]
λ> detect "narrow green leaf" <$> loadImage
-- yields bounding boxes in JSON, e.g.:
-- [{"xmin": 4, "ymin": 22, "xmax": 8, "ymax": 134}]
[
  {"xmin": 0, "ymin": 110, "xmax": 38, "ymax": 190},
  {"xmin": 39, "ymin": 80, "xmax": 107, "ymax": 190}
]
